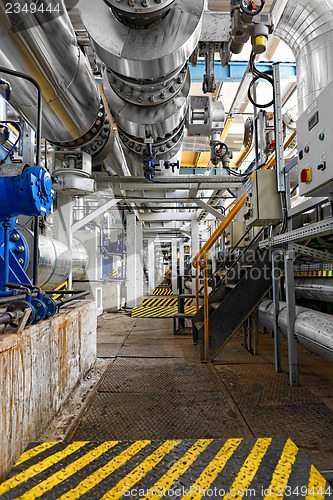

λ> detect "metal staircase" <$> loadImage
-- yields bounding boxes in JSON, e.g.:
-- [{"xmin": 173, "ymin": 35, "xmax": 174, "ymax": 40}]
[{"xmin": 193, "ymin": 249, "xmax": 284, "ymax": 362}]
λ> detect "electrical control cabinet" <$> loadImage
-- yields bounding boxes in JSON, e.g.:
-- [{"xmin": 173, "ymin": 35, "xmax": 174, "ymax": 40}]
[
  {"xmin": 245, "ymin": 170, "xmax": 282, "ymax": 227},
  {"xmin": 225, "ymin": 221, "xmax": 261, "ymax": 248},
  {"xmin": 298, "ymin": 79, "xmax": 333, "ymax": 198},
  {"xmin": 225, "ymin": 222, "xmax": 247, "ymax": 248}
]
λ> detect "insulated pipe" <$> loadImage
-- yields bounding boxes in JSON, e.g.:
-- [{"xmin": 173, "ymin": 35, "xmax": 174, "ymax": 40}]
[
  {"xmin": 273, "ymin": 0, "xmax": 333, "ymax": 114},
  {"xmin": 294, "ymin": 279, "xmax": 333, "ymax": 304},
  {"xmin": 258, "ymin": 299, "xmax": 333, "ymax": 362},
  {"xmin": 0, "ymin": 0, "xmax": 99, "ymax": 143},
  {"xmin": 0, "ymin": 1, "xmax": 130, "ymax": 174},
  {"xmin": 80, "ymin": 0, "xmax": 205, "ymax": 167}
]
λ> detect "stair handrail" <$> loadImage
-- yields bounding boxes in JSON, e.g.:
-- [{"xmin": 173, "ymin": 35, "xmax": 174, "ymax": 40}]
[
  {"xmin": 192, "ymin": 194, "xmax": 246, "ymax": 271},
  {"xmin": 192, "ymin": 194, "xmax": 246, "ymax": 361}
]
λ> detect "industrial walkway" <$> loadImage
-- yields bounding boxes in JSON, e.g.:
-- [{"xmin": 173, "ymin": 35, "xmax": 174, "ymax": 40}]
[{"xmin": 1, "ymin": 313, "xmax": 333, "ymax": 498}]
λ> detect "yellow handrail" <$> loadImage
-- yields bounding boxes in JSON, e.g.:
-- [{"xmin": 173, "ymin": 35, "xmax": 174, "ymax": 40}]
[
  {"xmin": 192, "ymin": 194, "xmax": 246, "ymax": 270},
  {"xmin": 192, "ymin": 194, "xmax": 246, "ymax": 361}
]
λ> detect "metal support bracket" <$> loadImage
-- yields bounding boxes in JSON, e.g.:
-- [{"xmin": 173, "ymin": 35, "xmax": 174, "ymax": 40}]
[{"xmin": 293, "ymin": 243, "xmax": 333, "ymax": 264}]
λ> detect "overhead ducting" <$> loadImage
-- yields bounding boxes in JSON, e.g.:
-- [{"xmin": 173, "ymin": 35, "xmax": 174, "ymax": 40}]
[
  {"xmin": 80, "ymin": 0, "xmax": 205, "ymax": 178},
  {"xmin": 0, "ymin": 0, "xmax": 127, "ymax": 174}
]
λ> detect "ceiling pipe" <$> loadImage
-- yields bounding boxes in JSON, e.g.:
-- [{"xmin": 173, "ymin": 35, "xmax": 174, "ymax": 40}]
[
  {"xmin": 0, "ymin": 0, "xmax": 128, "ymax": 175},
  {"xmin": 273, "ymin": 0, "xmax": 333, "ymax": 115}
]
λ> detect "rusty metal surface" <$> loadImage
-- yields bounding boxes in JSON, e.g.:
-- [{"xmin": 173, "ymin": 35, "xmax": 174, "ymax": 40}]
[
  {"xmin": 68, "ymin": 392, "xmax": 245, "ymax": 441},
  {"xmin": 98, "ymin": 358, "xmax": 219, "ymax": 393}
]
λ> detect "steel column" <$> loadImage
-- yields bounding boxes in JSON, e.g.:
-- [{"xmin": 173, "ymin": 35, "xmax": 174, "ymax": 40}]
[
  {"xmin": 179, "ymin": 241, "xmax": 185, "ymax": 282},
  {"xmin": 272, "ymin": 250, "xmax": 282, "ymax": 372},
  {"xmin": 135, "ymin": 219, "xmax": 143, "ymax": 307},
  {"xmin": 53, "ymin": 193, "xmax": 73, "ymax": 290},
  {"xmin": 273, "ymin": 63, "xmax": 286, "ymax": 192},
  {"xmin": 126, "ymin": 213, "xmax": 136, "ymax": 308},
  {"xmin": 285, "ymin": 245, "xmax": 299, "ymax": 385},
  {"xmin": 172, "ymin": 239, "xmax": 178, "ymax": 295},
  {"xmin": 191, "ymin": 220, "xmax": 200, "ymax": 297},
  {"xmin": 147, "ymin": 238, "xmax": 155, "ymax": 295}
]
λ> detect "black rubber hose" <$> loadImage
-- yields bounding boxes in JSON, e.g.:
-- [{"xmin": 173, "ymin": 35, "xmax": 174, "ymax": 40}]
[
  {"xmin": 56, "ymin": 291, "xmax": 90, "ymax": 307},
  {"xmin": 0, "ymin": 313, "xmax": 12, "ymax": 325},
  {"xmin": 240, "ymin": 0, "xmax": 265, "ymax": 16}
]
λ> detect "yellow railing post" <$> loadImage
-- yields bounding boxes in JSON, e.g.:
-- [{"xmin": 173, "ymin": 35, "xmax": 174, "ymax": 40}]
[
  {"xmin": 192, "ymin": 194, "xmax": 246, "ymax": 270},
  {"xmin": 191, "ymin": 194, "xmax": 246, "ymax": 360},
  {"xmin": 203, "ymin": 254, "xmax": 209, "ymax": 361}
]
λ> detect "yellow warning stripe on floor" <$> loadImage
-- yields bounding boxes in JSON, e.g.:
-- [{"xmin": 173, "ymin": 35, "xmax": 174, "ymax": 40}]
[
  {"xmin": 131, "ymin": 305, "xmax": 197, "ymax": 318},
  {"xmin": 153, "ymin": 287, "xmax": 173, "ymax": 295},
  {"xmin": 1, "ymin": 439, "xmax": 331, "ymax": 499},
  {"xmin": 142, "ymin": 298, "xmax": 193, "ymax": 307},
  {"xmin": 294, "ymin": 271, "xmax": 333, "ymax": 278}
]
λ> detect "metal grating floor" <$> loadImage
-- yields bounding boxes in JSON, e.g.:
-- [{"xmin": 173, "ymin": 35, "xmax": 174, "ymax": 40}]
[
  {"xmin": 67, "ymin": 392, "xmax": 246, "ymax": 442},
  {"xmin": 69, "ymin": 315, "xmax": 333, "ymax": 473},
  {"xmin": 98, "ymin": 358, "xmax": 220, "ymax": 393}
]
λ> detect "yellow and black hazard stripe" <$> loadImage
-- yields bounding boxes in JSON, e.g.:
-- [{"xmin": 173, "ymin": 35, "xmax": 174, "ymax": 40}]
[
  {"xmin": 1, "ymin": 438, "xmax": 331, "ymax": 499},
  {"xmin": 131, "ymin": 304, "xmax": 197, "ymax": 318},
  {"xmin": 113, "ymin": 270, "xmax": 117, "ymax": 277},
  {"xmin": 294, "ymin": 270, "xmax": 333, "ymax": 278},
  {"xmin": 153, "ymin": 287, "xmax": 173, "ymax": 296},
  {"xmin": 142, "ymin": 298, "xmax": 193, "ymax": 308}
]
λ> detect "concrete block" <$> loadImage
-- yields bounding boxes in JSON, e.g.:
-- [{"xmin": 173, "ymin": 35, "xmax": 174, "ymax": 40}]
[{"xmin": 0, "ymin": 300, "xmax": 97, "ymax": 482}]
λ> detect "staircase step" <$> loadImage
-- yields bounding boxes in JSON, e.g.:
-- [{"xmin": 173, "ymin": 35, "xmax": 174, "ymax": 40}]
[
  {"xmin": 194, "ymin": 321, "xmax": 204, "ymax": 330},
  {"xmin": 178, "ymin": 294, "xmax": 204, "ymax": 298},
  {"xmin": 211, "ymin": 302, "xmax": 221, "ymax": 310},
  {"xmin": 203, "ymin": 250, "xmax": 284, "ymax": 362}
]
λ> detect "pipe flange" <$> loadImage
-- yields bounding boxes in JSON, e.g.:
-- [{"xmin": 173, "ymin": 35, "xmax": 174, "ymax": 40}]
[
  {"xmin": 104, "ymin": 0, "xmax": 175, "ymax": 15},
  {"xmin": 80, "ymin": 0, "xmax": 205, "ymax": 80},
  {"xmin": 107, "ymin": 65, "xmax": 188, "ymax": 107},
  {"xmin": 103, "ymin": 68, "xmax": 190, "ymax": 139},
  {"xmin": 119, "ymin": 119, "xmax": 184, "ymax": 157},
  {"xmin": 54, "ymin": 102, "xmax": 110, "ymax": 158},
  {"xmin": 124, "ymin": 129, "xmax": 184, "ymax": 162},
  {"xmin": 104, "ymin": 0, "xmax": 175, "ymax": 27}
]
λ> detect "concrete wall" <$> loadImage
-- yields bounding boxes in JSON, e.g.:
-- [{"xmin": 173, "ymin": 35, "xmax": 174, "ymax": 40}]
[
  {"xmin": 0, "ymin": 300, "xmax": 97, "ymax": 482},
  {"xmin": 102, "ymin": 282, "xmax": 122, "ymax": 312}
]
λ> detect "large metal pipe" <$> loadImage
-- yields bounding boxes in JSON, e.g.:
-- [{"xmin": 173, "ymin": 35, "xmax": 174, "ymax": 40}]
[
  {"xmin": 80, "ymin": 0, "xmax": 204, "ymax": 172},
  {"xmin": 0, "ymin": 0, "xmax": 130, "ymax": 175},
  {"xmin": 0, "ymin": 0, "xmax": 99, "ymax": 143},
  {"xmin": 294, "ymin": 278, "xmax": 333, "ymax": 304},
  {"xmin": 273, "ymin": 0, "xmax": 333, "ymax": 114},
  {"xmin": 18, "ymin": 226, "xmax": 88, "ymax": 289},
  {"xmin": 258, "ymin": 299, "xmax": 333, "ymax": 362}
]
